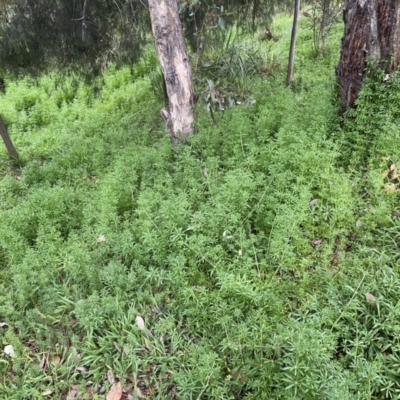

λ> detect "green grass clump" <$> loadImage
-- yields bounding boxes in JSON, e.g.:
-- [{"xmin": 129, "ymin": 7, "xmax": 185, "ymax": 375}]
[{"xmin": 1, "ymin": 14, "xmax": 400, "ymax": 400}]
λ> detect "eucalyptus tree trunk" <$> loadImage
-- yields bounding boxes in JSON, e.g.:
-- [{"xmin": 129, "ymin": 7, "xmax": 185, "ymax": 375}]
[
  {"xmin": 337, "ymin": 0, "xmax": 400, "ymax": 111},
  {"xmin": 148, "ymin": 0, "xmax": 196, "ymax": 145},
  {"xmin": 286, "ymin": 0, "xmax": 301, "ymax": 85},
  {"xmin": 0, "ymin": 115, "xmax": 18, "ymax": 159},
  {"xmin": 81, "ymin": 0, "xmax": 89, "ymax": 42}
]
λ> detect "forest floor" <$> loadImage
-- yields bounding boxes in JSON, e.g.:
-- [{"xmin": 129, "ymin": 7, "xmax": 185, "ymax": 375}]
[{"xmin": 1, "ymin": 12, "xmax": 400, "ymax": 400}]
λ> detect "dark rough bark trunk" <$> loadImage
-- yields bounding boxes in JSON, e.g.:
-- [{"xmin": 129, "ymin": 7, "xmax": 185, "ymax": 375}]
[
  {"xmin": 0, "ymin": 115, "xmax": 19, "ymax": 159},
  {"xmin": 287, "ymin": 0, "xmax": 301, "ymax": 86},
  {"xmin": 148, "ymin": 0, "xmax": 196, "ymax": 145},
  {"xmin": 337, "ymin": 0, "xmax": 400, "ymax": 111}
]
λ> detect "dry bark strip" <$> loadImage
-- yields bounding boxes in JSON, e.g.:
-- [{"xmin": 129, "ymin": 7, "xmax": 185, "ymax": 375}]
[
  {"xmin": 148, "ymin": 0, "xmax": 196, "ymax": 145},
  {"xmin": 337, "ymin": 0, "xmax": 400, "ymax": 111}
]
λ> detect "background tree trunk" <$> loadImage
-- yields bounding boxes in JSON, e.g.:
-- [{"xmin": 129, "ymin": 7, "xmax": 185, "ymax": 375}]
[
  {"xmin": 287, "ymin": 0, "xmax": 301, "ymax": 85},
  {"xmin": 148, "ymin": 0, "xmax": 196, "ymax": 145},
  {"xmin": 0, "ymin": 115, "xmax": 19, "ymax": 159},
  {"xmin": 337, "ymin": 0, "xmax": 400, "ymax": 112}
]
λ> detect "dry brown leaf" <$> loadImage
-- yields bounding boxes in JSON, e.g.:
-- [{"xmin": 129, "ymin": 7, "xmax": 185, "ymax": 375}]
[
  {"xmin": 391, "ymin": 163, "xmax": 396, "ymax": 171},
  {"xmin": 67, "ymin": 386, "xmax": 78, "ymax": 399},
  {"xmin": 97, "ymin": 234, "xmax": 106, "ymax": 243},
  {"xmin": 114, "ymin": 342, "xmax": 122, "ymax": 353},
  {"xmin": 4, "ymin": 345, "xmax": 16, "ymax": 358},
  {"xmin": 106, "ymin": 382, "xmax": 123, "ymax": 400},
  {"xmin": 107, "ymin": 370, "xmax": 115, "ymax": 385},
  {"xmin": 366, "ymin": 293, "xmax": 376, "ymax": 303},
  {"xmin": 39, "ymin": 354, "xmax": 46, "ymax": 369},
  {"xmin": 383, "ymin": 169, "xmax": 390, "ymax": 177},
  {"xmin": 309, "ymin": 198, "xmax": 318, "ymax": 207},
  {"xmin": 313, "ymin": 239, "xmax": 323, "ymax": 245},
  {"xmin": 42, "ymin": 390, "xmax": 53, "ymax": 396},
  {"xmin": 135, "ymin": 316, "xmax": 145, "ymax": 331},
  {"xmin": 385, "ymin": 183, "xmax": 397, "ymax": 194},
  {"xmin": 52, "ymin": 356, "xmax": 61, "ymax": 365}
]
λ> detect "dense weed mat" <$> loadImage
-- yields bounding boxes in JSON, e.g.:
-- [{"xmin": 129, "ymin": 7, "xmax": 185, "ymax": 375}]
[{"xmin": 1, "ymin": 16, "xmax": 400, "ymax": 400}]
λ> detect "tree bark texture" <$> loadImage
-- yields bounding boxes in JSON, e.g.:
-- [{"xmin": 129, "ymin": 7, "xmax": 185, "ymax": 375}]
[
  {"xmin": 148, "ymin": 0, "xmax": 196, "ymax": 144},
  {"xmin": 337, "ymin": 0, "xmax": 400, "ymax": 111},
  {"xmin": 82, "ymin": 0, "xmax": 89, "ymax": 42},
  {"xmin": 0, "ymin": 115, "xmax": 19, "ymax": 159},
  {"xmin": 287, "ymin": 0, "xmax": 301, "ymax": 86}
]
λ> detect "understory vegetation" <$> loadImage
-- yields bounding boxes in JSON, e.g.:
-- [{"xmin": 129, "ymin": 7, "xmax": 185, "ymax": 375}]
[{"xmin": 2, "ymin": 14, "xmax": 400, "ymax": 400}]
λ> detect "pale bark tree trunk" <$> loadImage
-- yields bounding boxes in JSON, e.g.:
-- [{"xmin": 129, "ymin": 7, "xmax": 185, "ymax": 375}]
[
  {"xmin": 320, "ymin": 0, "xmax": 330, "ymax": 51},
  {"xmin": 337, "ymin": 0, "xmax": 400, "ymax": 111},
  {"xmin": 0, "ymin": 115, "xmax": 19, "ymax": 159},
  {"xmin": 148, "ymin": 0, "xmax": 196, "ymax": 145},
  {"xmin": 287, "ymin": 0, "xmax": 301, "ymax": 86},
  {"xmin": 82, "ymin": 0, "xmax": 89, "ymax": 42}
]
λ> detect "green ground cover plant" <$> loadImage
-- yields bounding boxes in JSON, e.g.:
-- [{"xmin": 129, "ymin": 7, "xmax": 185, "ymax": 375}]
[{"xmin": 1, "ymin": 14, "xmax": 400, "ymax": 400}]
